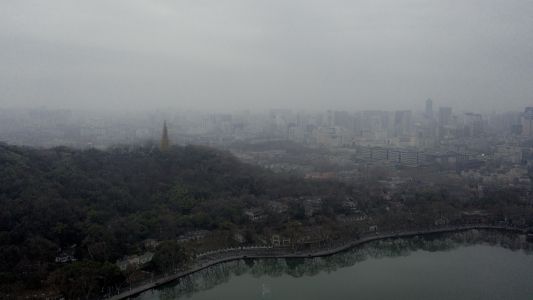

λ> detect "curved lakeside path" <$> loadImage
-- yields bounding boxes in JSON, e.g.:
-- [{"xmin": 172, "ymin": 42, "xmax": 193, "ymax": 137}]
[{"xmin": 106, "ymin": 224, "xmax": 527, "ymax": 300}]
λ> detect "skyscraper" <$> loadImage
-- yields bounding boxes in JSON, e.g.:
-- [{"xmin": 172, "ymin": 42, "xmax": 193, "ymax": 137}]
[
  {"xmin": 394, "ymin": 110, "xmax": 412, "ymax": 137},
  {"xmin": 521, "ymin": 107, "xmax": 533, "ymax": 137},
  {"xmin": 438, "ymin": 107, "xmax": 453, "ymax": 139},
  {"xmin": 464, "ymin": 113, "xmax": 484, "ymax": 137},
  {"xmin": 425, "ymin": 98, "xmax": 433, "ymax": 119},
  {"xmin": 160, "ymin": 121, "xmax": 170, "ymax": 151},
  {"xmin": 438, "ymin": 107, "xmax": 452, "ymax": 127}
]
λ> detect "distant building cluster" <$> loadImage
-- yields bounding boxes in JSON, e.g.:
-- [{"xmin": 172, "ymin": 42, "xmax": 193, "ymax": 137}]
[{"xmin": 2, "ymin": 102, "xmax": 533, "ymax": 175}]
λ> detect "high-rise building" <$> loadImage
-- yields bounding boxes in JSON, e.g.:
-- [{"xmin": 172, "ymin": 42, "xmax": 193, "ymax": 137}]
[
  {"xmin": 394, "ymin": 110, "xmax": 412, "ymax": 137},
  {"xmin": 333, "ymin": 111, "xmax": 352, "ymax": 129},
  {"xmin": 160, "ymin": 121, "xmax": 170, "ymax": 151},
  {"xmin": 521, "ymin": 107, "xmax": 533, "ymax": 137},
  {"xmin": 438, "ymin": 107, "xmax": 452, "ymax": 127},
  {"xmin": 425, "ymin": 98, "xmax": 433, "ymax": 119},
  {"xmin": 464, "ymin": 113, "xmax": 484, "ymax": 137},
  {"xmin": 438, "ymin": 107, "xmax": 453, "ymax": 140},
  {"xmin": 326, "ymin": 110, "xmax": 334, "ymax": 127}
]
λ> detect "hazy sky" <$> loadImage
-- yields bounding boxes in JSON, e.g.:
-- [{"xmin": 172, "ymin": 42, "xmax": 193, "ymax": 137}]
[{"xmin": 1, "ymin": 0, "xmax": 532, "ymax": 112}]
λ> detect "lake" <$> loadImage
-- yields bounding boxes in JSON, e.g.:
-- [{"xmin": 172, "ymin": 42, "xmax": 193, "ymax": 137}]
[{"xmin": 136, "ymin": 230, "xmax": 533, "ymax": 300}]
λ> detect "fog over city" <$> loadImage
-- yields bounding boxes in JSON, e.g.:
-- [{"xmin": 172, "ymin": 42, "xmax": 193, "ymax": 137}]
[
  {"xmin": 1, "ymin": 0, "xmax": 532, "ymax": 112},
  {"xmin": 4, "ymin": 1, "xmax": 533, "ymax": 300}
]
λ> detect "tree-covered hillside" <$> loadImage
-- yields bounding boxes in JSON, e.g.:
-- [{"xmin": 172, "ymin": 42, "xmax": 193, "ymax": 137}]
[{"xmin": 0, "ymin": 143, "xmax": 342, "ymax": 297}]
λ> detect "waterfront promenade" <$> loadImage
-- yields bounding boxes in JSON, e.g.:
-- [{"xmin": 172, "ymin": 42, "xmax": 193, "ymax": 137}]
[{"xmin": 106, "ymin": 224, "xmax": 526, "ymax": 300}]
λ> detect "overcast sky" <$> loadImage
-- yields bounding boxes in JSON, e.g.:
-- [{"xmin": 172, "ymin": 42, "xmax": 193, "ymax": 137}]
[{"xmin": 1, "ymin": 0, "xmax": 532, "ymax": 112}]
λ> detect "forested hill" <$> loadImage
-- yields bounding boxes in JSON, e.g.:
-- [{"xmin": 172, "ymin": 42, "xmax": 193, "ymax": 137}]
[{"xmin": 0, "ymin": 143, "xmax": 341, "ymax": 296}]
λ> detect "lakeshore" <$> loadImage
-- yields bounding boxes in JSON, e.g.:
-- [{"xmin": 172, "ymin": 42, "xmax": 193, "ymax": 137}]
[{"xmin": 107, "ymin": 224, "xmax": 527, "ymax": 300}]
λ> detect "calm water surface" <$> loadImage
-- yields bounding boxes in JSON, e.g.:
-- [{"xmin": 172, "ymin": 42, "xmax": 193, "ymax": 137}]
[{"xmin": 137, "ymin": 230, "xmax": 533, "ymax": 300}]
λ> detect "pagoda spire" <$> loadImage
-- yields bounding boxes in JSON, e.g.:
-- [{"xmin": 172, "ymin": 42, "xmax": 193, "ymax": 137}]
[{"xmin": 160, "ymin": 121, "xmax": 170, "ymax": 151}]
